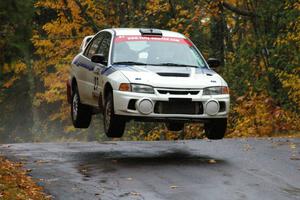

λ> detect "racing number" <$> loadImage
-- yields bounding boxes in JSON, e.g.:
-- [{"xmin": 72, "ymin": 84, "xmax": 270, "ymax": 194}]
[{"xmin": 93, "ymin": 76, "xmax": 99, "ymax": 91}]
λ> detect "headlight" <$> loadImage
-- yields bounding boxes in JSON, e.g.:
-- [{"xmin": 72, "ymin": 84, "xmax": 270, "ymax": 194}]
[
  {"xmin": 203, "ymin": 86, "xmax": 229, "ymax": 95},
  {"xmin": 131, "ymin": 84, "xmax": 154, "ymax": 94},
  {"xmin": 119, "ymin": 83, "xmax": 154, "ymax": 94}
]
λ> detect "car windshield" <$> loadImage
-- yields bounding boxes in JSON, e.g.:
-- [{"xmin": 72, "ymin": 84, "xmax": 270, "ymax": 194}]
[{"xmin": 112, "ymin": 36, "xmax": 207, "ymax": 68}]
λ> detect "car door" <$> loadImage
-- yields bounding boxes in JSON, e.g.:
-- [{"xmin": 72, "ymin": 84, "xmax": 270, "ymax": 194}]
[
  {"xmin": 79, "ymin": 33, "xmax": 105, "ymax": 105},
  {"xmin": 89, "ymin": 32, "xmax": 112, "ymax": 106}
]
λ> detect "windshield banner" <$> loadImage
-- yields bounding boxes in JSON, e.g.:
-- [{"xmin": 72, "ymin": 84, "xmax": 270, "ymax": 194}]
[{"xmin": 114, "ymin": 35, "xmax": 193, "ymax": 46}]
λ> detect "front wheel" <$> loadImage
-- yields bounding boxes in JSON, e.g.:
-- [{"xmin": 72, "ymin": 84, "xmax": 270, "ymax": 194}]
[
  {"xmin": 103, "ymin": 93, "xmax": 126, "ymax": 138},
  {"xmin": 204, "ymin": 118, "xmax": 227, "ymax": 140},
  {"xmin": 71, "ymin": 87, "xmax": 92, "ymax": 128}
]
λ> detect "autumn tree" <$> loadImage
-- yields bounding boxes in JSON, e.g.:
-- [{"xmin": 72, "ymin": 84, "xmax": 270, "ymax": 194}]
[{"xmin": 0, "ymin": 0, "xmax": 36, "ymax": 143}]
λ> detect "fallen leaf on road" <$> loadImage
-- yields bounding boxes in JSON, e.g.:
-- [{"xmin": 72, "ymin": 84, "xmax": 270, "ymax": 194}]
[
  {"xmin": 289, "ymin": 144, "xmax": 297, "ymax": 149},
  {"xmin": 130, "ymin": 192, "xmax": 141, "ymax": 196},
  {"xmin": 34, "ymin": 160, "xmax": 49, "ymax": 164},
  {"xmin": 243, "ymin": 144, "xmax": 253, "ymax": 151},
  {"xmin": 290, "ymin": 157, "xmax": 300, "ymax": 161},
  {"xmin": 208, "ymin": 159, "xmax": 217, "ymax": 164},
  {"xmin": 101, "ymin": 142, "xmax": 118, "ymax": 145},
  {"xmin": 170, "ymin": 185, "xmax": 179, "ymax": 189}
]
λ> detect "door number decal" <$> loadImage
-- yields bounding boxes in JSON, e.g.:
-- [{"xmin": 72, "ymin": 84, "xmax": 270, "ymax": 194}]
[{"xmin": 94, "ymin": 77, "xmax": 99, "ymax": 90}]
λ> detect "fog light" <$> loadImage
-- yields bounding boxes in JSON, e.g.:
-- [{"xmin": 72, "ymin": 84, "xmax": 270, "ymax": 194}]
[
  {"xmin": 205, "ymin": 100, "xmax": 220, "ymax": 115},
  {"xmin": 136, "ymin": 98, "xmax": 153, "ymax": 115}
]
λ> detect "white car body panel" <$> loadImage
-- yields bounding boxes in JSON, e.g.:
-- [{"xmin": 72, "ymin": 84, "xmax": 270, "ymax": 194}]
[{"xmin": 119, "ymin": 67, "xmax": 224, "ymax": 88}]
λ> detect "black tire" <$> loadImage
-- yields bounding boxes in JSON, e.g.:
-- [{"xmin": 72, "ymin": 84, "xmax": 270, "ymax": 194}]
[
  {"xmin": 103, "ymin": 92, "xmax": 126, "ymax": 138},
  {"xmin": 204, "ymin": 118, "xmax": 227, "ymax": 140},
  {"xmin": 71, "ymin": 87, "xmax": 92, "ymax": 128},
  {"xmin": 166, "ymin": 122, "xmax": 184, "ymax": 131}
]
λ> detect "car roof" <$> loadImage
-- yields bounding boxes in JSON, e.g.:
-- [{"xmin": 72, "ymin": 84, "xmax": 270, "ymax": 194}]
[{"xmin": 108, "ymin": 28, "xmax": 186, "ymax": 39}]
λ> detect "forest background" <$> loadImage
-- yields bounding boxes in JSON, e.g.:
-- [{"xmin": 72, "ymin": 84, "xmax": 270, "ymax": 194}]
[{"xmin": 0, "ymin": 0, "xmax": 299, "ymax": 143}]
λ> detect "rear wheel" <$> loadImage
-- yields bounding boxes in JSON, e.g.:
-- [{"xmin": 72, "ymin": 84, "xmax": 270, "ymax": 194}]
[
  {"xmin": 103, "ymin": 92, "xmax": 126, "ymax": 138},
  {"xmin": 204, "ymin": 118, "xmax": 227, "ymax": 140},
  {"xmin": 71, "ymin": 87, "xmax": 92, "ymax": 128},
  {"xmin": 166, "ymin": 122, "xmax": 184, "ymax": 131}
]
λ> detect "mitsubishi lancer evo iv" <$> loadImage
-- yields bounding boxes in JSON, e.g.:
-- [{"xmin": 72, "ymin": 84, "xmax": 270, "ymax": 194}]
[{"xmin": 67, "ymin": 28, "xmax": 230, "ymax": 139}]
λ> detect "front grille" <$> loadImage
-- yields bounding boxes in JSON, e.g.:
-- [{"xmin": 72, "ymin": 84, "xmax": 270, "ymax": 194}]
[
  {"xmin": 154, "ymin": 100, "xmax": 203, "ymax": 115},
  {"xmin": 157, "ymin": 90, "xmax": 200, "ymax": 95}
]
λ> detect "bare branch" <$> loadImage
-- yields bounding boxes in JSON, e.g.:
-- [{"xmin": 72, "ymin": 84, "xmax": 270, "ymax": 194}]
[
  {"xmin": 222, "ymin": 1, "xmax": 255, "ymax": 17},
  {"xmin": 168, "ymin": 0, "xmax": 176, "ymax": 18},
  {"xmin": 73, "ymin": 0, "xmax": 99, "ymax": 32}
]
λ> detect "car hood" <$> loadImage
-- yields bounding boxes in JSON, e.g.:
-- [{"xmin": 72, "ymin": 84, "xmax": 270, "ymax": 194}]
[{"xmin": 114, "ymin": 65, "xmax": 227, "ymax": 88}]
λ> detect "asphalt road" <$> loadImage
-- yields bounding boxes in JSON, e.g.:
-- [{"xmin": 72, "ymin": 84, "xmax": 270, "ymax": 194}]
[{"xmin": 0, "ymin": 138, "xmax": 300, "ymax": 200}]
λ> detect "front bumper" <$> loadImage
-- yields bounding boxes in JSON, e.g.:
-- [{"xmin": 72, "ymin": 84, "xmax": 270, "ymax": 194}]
[{"xmin": 113, "ymin": 88, "xmax": 230, "ymax": 122}]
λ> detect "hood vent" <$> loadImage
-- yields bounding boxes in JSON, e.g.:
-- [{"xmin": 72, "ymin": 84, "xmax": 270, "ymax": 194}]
[{"xmin": 157, "ymin": 72, "xmax": 190, "ymax": 77}]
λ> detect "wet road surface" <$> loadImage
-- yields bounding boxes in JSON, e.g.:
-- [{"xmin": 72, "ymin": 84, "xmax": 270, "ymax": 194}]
[{"xmin": 1, "ymin": 138, "xmax": 300, "ymax": 200}]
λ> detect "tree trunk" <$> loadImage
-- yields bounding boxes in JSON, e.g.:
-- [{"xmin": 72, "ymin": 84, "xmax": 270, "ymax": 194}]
[
  {"xmin": 25, "ymin": 53, "xmax": 41, "ymax": 137},
  {"xmin": 209, "ymin": 4, "xmax": 225, "ymax": 66}
]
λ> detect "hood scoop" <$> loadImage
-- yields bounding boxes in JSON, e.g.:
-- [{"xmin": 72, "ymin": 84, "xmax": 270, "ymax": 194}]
[{"xmin": 157, "ymin": 72, "xmax": 190, "ymax": 77}]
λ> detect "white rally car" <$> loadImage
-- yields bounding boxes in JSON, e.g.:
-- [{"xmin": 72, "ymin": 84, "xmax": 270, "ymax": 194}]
[{"xmin": 67, "ymin": 28, "xmax": 230, "ymax": 139}]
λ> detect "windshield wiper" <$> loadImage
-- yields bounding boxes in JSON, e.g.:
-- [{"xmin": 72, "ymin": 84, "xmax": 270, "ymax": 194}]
[
  {"xmin": 153, "ymin": 63, "xmax": 199, "ymax": 68},
  {"xmin": 113, "ymin": 61, "xmax": 148, "ymax": 66}
]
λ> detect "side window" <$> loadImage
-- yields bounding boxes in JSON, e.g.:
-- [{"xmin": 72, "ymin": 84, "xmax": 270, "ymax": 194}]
[
  {"xmin": 83, "ymin": 34, "xmax": 104, "ymax": 59},
  {"xmin": 96, "ymin": 33, "xmax": 112, "ymax": 62}
]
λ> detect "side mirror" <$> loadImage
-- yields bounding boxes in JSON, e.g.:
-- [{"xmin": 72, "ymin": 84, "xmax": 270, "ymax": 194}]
[
  {"xmin": 91, "ymin": 54, "xmax": 106, "ymax": 64},
  {"xmin": 207, "ymin": 58, "xmax": 221, "ymax": 68},
  {"xmin": 79, "ymin": 46, "xmax": 84, "ymax": 53}
]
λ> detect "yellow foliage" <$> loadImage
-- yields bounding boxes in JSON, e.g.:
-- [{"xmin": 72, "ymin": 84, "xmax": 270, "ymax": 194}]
[
  {"xmin": 276, "ymin": 68, "xmax": 300, "ymax": 108},
  {"xmin": 32, "ymin": 0, "xmax": 105, "ymax": 123},
  {"xmin": 2, "ymin": 76, "xmax": 18, "ymax": 88},
  {"xmin": 228, "ymin": 91, "xmax": 300, "ymax": 137},
  {"xmin": 126, "ymin": 123, "xmax": 204, "ymax": 141},
  {"xmin": 2, "ymin": 61, "xmax": 26, "ymax": 75},
  {"xmin": 275, "ymin": 15, "xmax": 300, "ymax": 46},
  {"xmin": 64, "ymin": 125, "xmax": 76, "ymax": 133},
  {"xmin": 1, "ymin": 61, "xmax": 27, "ymax": 88}
]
